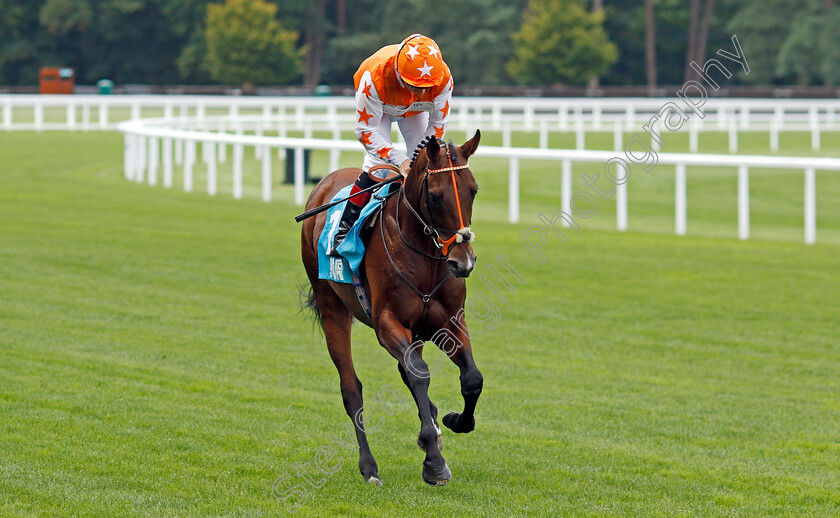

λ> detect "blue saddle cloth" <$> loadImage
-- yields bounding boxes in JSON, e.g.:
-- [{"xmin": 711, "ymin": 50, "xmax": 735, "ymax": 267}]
[{"xmin": 317, "ymin": 182, "xmax": 397, "ymax": 284}]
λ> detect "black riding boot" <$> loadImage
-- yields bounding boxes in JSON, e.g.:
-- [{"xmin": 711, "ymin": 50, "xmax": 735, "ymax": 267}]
[
  {"xmin": 328, "ymin": 171, "xmax": 376, "ymax": 256},
  {"xmin": 328, "ymin": 201, "xmax": 363, "ymax": 256}
]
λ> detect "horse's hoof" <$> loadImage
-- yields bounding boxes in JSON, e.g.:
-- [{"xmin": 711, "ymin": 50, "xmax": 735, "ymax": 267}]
[
  {"xmin": 365, "ymin": 475, "xmax": 383, "ymax": 486},
  {"xmin": 422, "ymin": 462, "xmax": 451, "ymax": 487},
  {"xmin": 442, "ymin": 412, "xmax": 475, "ymax": 433},
  {"xmin": 442, "ymin": 412, "xmax": 456, "ymax": 429},
  {"xmin": 417, "ymin": 433, "xmax": 443, "ymax": 452}
]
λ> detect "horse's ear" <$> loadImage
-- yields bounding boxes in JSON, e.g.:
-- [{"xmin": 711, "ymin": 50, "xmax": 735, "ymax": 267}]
[
  {"xmin": 461, "ymin": 129, "xmax": 481, "ymax": 159},
  {"xmin": 426, "ymin": 136, "xmax": 441, "ymax": 161}
]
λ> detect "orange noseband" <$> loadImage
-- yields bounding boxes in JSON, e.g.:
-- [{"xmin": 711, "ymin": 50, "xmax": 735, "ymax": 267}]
[{"xmin": 426, "ymin": 147, "xmax": 473, "ymax": 255}]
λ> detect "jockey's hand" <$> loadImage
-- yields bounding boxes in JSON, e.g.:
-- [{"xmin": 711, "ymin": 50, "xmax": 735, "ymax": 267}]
[{"xmin": 399, "ymin": 160, "xmax": 410, "ymax": 177}]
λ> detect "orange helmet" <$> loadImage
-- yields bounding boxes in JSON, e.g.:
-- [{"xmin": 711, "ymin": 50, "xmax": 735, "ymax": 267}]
[{"xmin": 394, "ymin": 34, "xmax": 445, "ymax": 88}]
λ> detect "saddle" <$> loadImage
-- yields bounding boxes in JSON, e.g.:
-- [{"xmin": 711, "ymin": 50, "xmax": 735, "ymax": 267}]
[{"xmin": 316, "ymin": 179, "xmax": 400, "ymax": 317}]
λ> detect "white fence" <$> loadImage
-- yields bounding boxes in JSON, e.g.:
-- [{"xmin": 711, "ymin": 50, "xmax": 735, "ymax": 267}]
[
  {"xmin": 118, "ymin": 115, "xmax": 835, "ymax": 245},
  {"xmin": 5, "ymin": 94, "xmax": 840, "ymax": 152},
  {"xmin": 477, "ymin": 147, "xmax": 833, "ymax": 245},
  {"xmin": 118, "ymin": 117, "xmax": 362, "ymax": 209}
]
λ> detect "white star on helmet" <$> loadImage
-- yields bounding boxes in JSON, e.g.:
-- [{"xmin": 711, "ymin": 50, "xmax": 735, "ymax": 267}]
[
  {"xmin": 405, "ymin": 44, "xmax": 420, "ymax": 60},
  {"xmin": 417, "ymin": 61, "xmax": 434, "ymax": 78},
  {"xmin": 427, "ymin": 45, "xmax": 439, "ymax": 57}
]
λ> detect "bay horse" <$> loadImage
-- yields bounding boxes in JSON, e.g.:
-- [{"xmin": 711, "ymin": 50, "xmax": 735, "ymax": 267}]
[{"xmin": 299, "ymin": 132, "xmax": 483, "ymax": 486}]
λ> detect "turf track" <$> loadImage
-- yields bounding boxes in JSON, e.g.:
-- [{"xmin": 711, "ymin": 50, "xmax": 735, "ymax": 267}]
[{"xmin": 1, "ymin": 131, "xmax": 838, "ymax": 517}]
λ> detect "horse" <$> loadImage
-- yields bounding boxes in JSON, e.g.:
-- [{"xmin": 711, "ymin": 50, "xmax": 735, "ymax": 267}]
[{"xmin": 299, "ymin": 131, "xmax": 484, "ymax": 486}]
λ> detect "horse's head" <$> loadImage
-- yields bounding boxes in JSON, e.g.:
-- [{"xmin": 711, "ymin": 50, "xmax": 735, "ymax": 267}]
[{"xmin": 407, "ymin": 130, "xmax": 481, "ymax": 278}]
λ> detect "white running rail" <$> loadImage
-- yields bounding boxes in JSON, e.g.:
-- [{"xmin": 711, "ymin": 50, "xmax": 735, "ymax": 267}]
[
  {"xmin": 118, "ymin": 116, "xmax": 836, "ymax": 245},
  {"xmin": 5, "ymin": 94, "xmax": 840, "ymax": 153}
]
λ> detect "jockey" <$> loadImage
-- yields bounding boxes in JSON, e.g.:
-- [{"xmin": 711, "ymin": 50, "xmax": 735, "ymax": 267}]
[{"xmin": 328, "ymin": 33, "xmax": 453, "ymax": 256}]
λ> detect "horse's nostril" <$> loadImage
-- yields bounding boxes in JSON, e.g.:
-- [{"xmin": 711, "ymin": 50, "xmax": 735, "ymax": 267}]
[{"xmin": 447, "ymin": 259, "xmax": 473, "ymax": 278}]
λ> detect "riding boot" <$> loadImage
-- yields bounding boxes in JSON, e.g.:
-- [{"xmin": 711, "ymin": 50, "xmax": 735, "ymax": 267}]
[{"xmin": 328, "ymin": 171, "xmax": 377, "ymax": 256}]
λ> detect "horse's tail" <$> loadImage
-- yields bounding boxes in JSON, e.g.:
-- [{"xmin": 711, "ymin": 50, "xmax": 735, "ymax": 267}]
[{"xmin": 298, "ymin": 282, "xmax": 323, "ymax": 330}]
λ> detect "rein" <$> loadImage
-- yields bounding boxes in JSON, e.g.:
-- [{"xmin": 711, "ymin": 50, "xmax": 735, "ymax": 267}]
[
  {"xmin": 380, "ymin": 205, "xmax": 449, "ymax": 304},
  {"xmin": 397, "ymin": 187, "xmax": 448, "ymax": 261}
]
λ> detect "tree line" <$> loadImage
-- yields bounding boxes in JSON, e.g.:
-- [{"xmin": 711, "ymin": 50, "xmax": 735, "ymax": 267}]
[{"xmin": 0, "ymin": 0, "xmax": 834, "ymax": 88}]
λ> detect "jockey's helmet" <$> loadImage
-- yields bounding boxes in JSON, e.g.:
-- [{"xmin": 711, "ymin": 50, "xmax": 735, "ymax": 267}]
[{"xmin": 394, "ymin": 34, "xmax": 445, "ymax": 88}]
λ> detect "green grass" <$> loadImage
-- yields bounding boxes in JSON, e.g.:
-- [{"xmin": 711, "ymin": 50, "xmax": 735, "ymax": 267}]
[{"xmin": 1, "ymin": 131, "xmax": 839, "ymax": 517}]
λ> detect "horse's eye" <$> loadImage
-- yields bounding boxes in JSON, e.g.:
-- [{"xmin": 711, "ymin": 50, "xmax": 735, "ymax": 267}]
[{"xmin": 429, "ymin": 192, "xmax": 443, "ymax": 207}]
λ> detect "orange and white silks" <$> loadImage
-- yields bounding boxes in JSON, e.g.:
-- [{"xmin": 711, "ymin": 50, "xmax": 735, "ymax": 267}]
[{"xmin": 353, "ymin": 39, "xmax": 453, "ymax": 176}]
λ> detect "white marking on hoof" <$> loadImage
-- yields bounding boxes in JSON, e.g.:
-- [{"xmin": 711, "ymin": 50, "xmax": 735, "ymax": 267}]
[{"xmin": 366, "ymin": 476, "xmax": 383, "ymax": 486}]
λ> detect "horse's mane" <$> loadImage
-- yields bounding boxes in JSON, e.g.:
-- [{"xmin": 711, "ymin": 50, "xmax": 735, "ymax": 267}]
[
  {"xmin": 409, "ymin": 136, "xmax": 433, "ymax": 169},
  {"xmin": 409, "ymin": 137, "xmax": 457, "ymax": 172},
  {"xmin": 447, "ymin": 142, "xmax": 458, "ymax": 161}
]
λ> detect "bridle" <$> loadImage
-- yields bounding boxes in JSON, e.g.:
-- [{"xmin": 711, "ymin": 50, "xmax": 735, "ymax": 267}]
[
  {"xmin": 378, "ymin": 141, "xmax": 476, "ymax": 306},
  {"xmin": 403, "ymin": 142, "xmax": 475, "ymax": 257}
]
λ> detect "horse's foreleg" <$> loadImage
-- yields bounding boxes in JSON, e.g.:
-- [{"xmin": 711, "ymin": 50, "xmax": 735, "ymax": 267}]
[
  {"xmin": 317, "ymin": 288, "xmax": 381, "ymax": 485},
  {"xmin": 398, "ymin": 361, "xmax": 443, "ymax": 453},
  {"xmin": 441, "ymin": 337, "xmax": 483, "ymax": 434},
  {"xmin": 377, "ymin": 317, "xmax": 450, "ymax": 486}
]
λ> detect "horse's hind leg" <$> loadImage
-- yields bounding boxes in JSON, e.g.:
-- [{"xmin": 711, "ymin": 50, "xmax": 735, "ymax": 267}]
[{"xmin": 314, "ymin": 282, "xmax": 382, "ymax": 485}]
